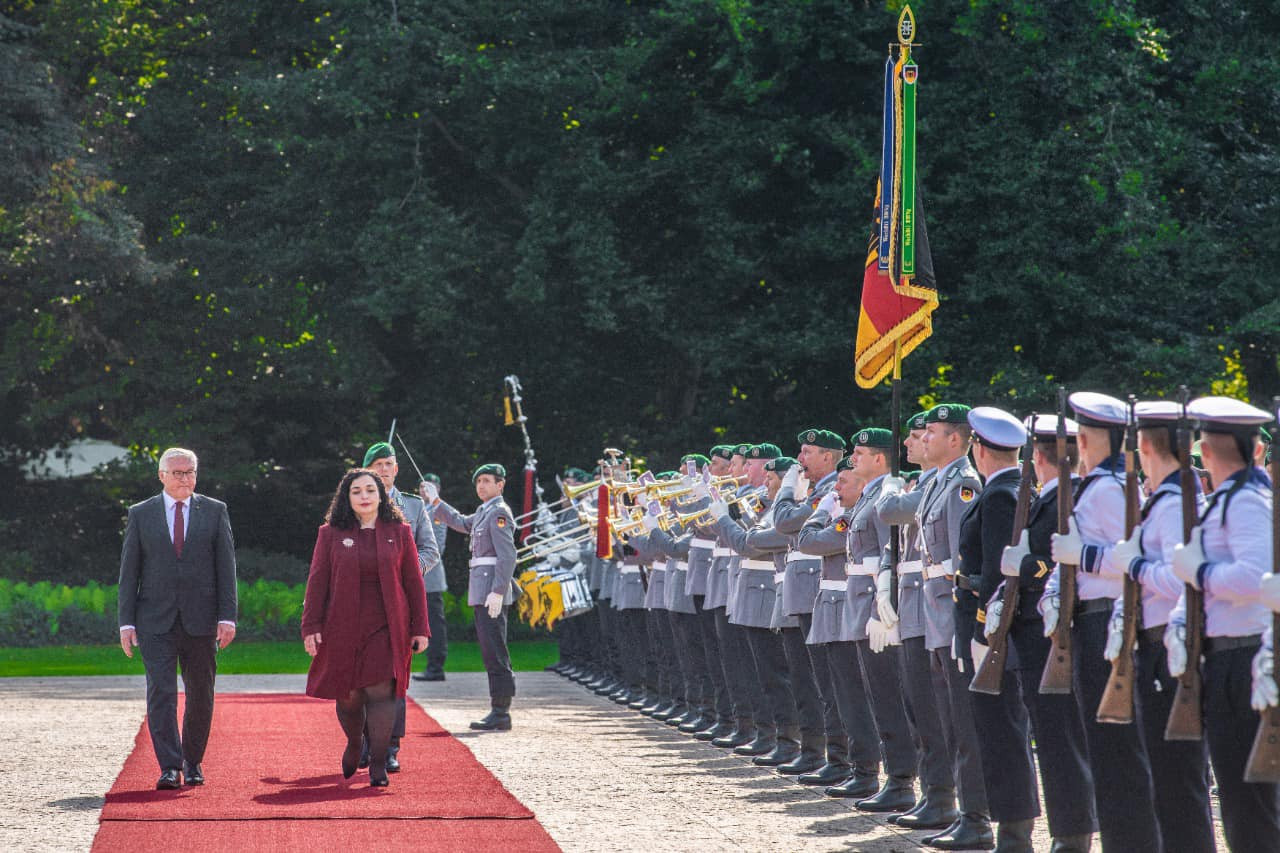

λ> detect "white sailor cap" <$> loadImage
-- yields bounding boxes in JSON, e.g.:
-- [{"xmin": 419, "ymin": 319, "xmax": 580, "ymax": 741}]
[
  {"xmin": 1024, "ymin": 414, "xmax": 1079, "ymax": 438},
  {"xmin": 1188, "ymin": 396, "xmax": 1273, "ymax": 432},
  {"xmin": 1068, "ymin": 391, "xmax": 1127, "ymax": 428},
  {"xmin": 967, "ymin": 407, "xmax": 1025, "ymax": 451},
  {"xmin": 1134, "ymin": 400, "xmax": 1181, "ymax": 425}
]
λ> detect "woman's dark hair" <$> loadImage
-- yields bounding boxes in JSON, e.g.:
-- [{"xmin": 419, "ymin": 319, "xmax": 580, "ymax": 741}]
[{"xmin": 325, "ymin": 468, "xmax": 406, "ymax": 529}]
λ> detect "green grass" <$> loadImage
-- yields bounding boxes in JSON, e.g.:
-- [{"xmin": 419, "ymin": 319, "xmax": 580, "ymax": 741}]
[{"xmin": 0, "ymin": 640, "xmax": 559, "ymax": 677}]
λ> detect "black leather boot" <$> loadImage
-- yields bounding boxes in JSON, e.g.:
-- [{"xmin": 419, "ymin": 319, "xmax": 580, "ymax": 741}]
[
  {"xmin": 385, "ymin": 739, "xmax": 401, "ymax": 773},
  {"xmin": 693, "ymin": 718, "xmax": 732, "ymax": 740},
  {"xmin": 995, "ymin": 819, "xmax": 1035, "ymax": 853},
  {"xmin": 469, "ymin": 699, "xmax": 513, "ymax": 732},
  {"xmin": 651, "ymin": 700, "xmax": 682, "ymax": 721},
  {"xmin": 925, "ymin": 812, "xmax": 994, "ymax": 850},
  {"xmin": 1049, "ymin": 834, "xmax": 1093, "ymax": 853},
  {"xmin": 679, "ymin": 712, "xmax": 717, "ymax": 734},
  {"xmin": 824, "ymin": 769, "xmax": 880, "ymax": 799},
  {"xmin": 894, "ymin": 786, "xmax": 959, "ymax": 830},
  {"xmin": 712, "ymin": 718, "xmax": 755, "ymax": 748},
  {"xmin": 734, "ymin": 727, "xmax": 776, "ymax": 756},
  {"xmin": 776, "ymin": 735, "xmax": 826, "ymax": 775},
  {"xmin": 753, "ymin": 725, "xmax": 800, "ymax": 766},
  {"xmin": 798, "ymin": 736, "xmax": 852, "ymax": 785},
  {"xmin": 855, "ymin": 774, "xmax": 917, "ymax": 812}
]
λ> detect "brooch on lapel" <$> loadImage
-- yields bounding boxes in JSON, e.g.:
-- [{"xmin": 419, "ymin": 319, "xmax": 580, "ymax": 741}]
[{"xmin": 342, "ymin": 538, "xmax": 354, "ymax": 548}]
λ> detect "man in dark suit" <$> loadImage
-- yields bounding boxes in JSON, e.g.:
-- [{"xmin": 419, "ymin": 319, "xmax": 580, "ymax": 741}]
[{"xmin": 118, "ymin": 447, "xmax": 238, "ymax": 790}]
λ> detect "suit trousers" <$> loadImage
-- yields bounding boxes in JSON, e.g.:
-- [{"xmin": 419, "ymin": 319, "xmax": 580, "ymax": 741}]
[
  {"xmin": 825, "ymin": 640, "xmax": 882, "ymax": 774},
  {"xmin": 694, "ymin": 596, "xmax": 731, "ymax": 720},
  {"xmin": 780, "ymin": 625, "xmax": 825, "ymax": 739},
  {"xmin": 714, "ymin": 607, "xmax": 763, "ymax": 724},
  {"xmin": 670, "ymin": 610, "xmax": 710, "ymax": 710},
  {"xmin": 901, "ymin": 637, "xmax": 954, "ymax": 791},
  {"xmin": 930, "ymin": 645, "xmax": 990, "ymax": 815},
  {"xmin": 798, "ymin": 614, "xmax": 848, "ymax": 749},
  {"xmin": 138, "ymin": 614, "xmax": 217, "ymax": 771},
  {"xmin": 424, "ymin": 591, "xmax": 448, "ymax": 675},
  {"xmin": 1071, "ymin": 609, "xmax": 1161, "ymax": 851},
  {"xmin": 855, "ymin": 639, "xmax": 917, "ymax": 777},
  {"xmin": 643, "ymin": 610, "xmax": 667, "ymax": 695},
  {"xmin": 970, "ymin": 666, "xmax": 1041, "ymax": 823},
  {"xmin": 743, "ymin": 626, "xmax": 797, "ymax": 731},
  {"xmin": 1135, "ymin": 630, "xmax": 1214, "ymax": 852},
  {"xmin": 1008, "ymin": 616, "xmax": 1096, "ymax": 837},
  {"xmin": 617, "ymin": 608, "xmax": 649, "ymax": 690},
  {"xmin": 473, "ymin": 604, "xmax": 515, "ymax": 701},
  {"xmin": 1204, "ymin": 642, "xmax": 1280, "ymax": 853}
]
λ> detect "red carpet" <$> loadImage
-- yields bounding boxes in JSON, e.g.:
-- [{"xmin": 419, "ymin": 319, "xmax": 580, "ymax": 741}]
[{"xmin": 93, "ymin": 693, "xmax": 559, "ymax": 852}]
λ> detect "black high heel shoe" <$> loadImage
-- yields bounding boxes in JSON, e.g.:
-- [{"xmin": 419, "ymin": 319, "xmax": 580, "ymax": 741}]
[{"xmin": 341, "ymin": 740, "xmax": 362, "ymax": 779}]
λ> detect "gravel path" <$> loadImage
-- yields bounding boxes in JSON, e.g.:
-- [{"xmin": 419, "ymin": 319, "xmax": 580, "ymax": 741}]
[{"xmin": 0, "ymin": 672, "xmax": 1228, "ymax": 851}]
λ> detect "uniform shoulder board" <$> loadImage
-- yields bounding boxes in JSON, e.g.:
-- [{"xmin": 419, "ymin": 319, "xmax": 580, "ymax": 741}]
[{"xmin": 399, "ymin": 492, "xmax": 424, "ymax": 507}]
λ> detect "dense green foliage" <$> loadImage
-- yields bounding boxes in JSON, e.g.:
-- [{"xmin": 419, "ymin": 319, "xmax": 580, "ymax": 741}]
[
  {"xmin": 2, "ymin": 1, "xmax": 1277, "ymax": 583},
  {"xmin": 0, "ymin": 577, "xmax": 543, "ymax": 645}
]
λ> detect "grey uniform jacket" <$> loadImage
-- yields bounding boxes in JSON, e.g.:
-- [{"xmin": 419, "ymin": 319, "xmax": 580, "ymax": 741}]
[
  {"xmin": 876, "ymin": 468, "xmax": 937, "ymax": 640},
  {"xmin": 844, "ymin": 476, "xmax": 891, "ymax": 642},
  {"xmin": 433, "ymin": 496, "xmax": 518, "ymax": 607},
  {"xmin": 773, "ymin": 472, "xmax": 837, "ymax": 616},
  {"xmin": 714, "ymin": 505, "xmax": 776, "ymax": 628},
  {"xmin": 613, "ymin": 534, "xmax": 650, "ymax": 611},
  {"xmin": 642, "ymin": 529, "xmax": 670, "ymax": 611},
  {"xmin": 741, "ymin": 508, "xmax": 799, "ymax": 630},
  {"xmin": 916, "ymin": 457, "xmax": 982, "ymax": 650},
  {"xmin": 429, "ymin": 519, "xmax": 450, "ymax": 591},
  {"xmin": 118, "ymin": 493, "xmax": 238, "ymax": 635},
  {"xmin": 390, "ymin": 488, "xmax": 443, "ymax": 592},
  {"xmin": 682, "ymin": 496, "xmax": 715, "ymax": 597},
  {"xmin": 651, "ymin": 526, "xmax": 698, "ymax": 614},
  {"xmin": 797, "ymin": 506, "xmax": 854, "ymax": 643}
]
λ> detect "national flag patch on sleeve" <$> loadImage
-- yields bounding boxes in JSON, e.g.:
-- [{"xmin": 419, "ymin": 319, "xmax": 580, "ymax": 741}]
[
  {"xmin": 496, "ymin": 517, "xmax": 508, "ymax": 528},
  {"xmin": 959, "ymin": 487, "xmax": 975, "ymax": 503}
]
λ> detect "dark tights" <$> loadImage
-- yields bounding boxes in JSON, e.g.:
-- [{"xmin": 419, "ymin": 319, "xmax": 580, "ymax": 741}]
[{"xmin": 336, "ymin": 679, "xmax": 396, "ymax": 779}]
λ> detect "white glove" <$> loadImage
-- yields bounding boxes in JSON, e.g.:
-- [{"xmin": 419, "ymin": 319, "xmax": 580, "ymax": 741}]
[
  {"xmin": 1103, "ymin": 610, "xmax": 1125, "ymax": 662},
  {"xmin": 1165, "ymin": 622, "xmax": 1187, "ymax": 678},
  {"xmin": 875, "ymin": 570, "xmax": 898, "ymax": 627},
  {"xmin": 1106, "ymin": 524, "xmax": 1144, "ymax": 579},
  {"xmin": 419, "ymin": 480, "xmax": 439, "ymax": 503},
  {"xmin": 1050, "ymin": 517, "xmax": 1084, "ymax": 566},
  {"xmin": 815, "ymin": 491, "xmax": 839, "ymax": 517},
  {"xmin": 796, "ymin": 473, "xmax": 811, "ymax": 495},
  {"xmin": 1039, "ymin": 593, "xmax": 1060, "ymax": 637},
  {"xmin": 1251, "ymin": 642, "xmax": 1278, "ymax": 712},
  {"xmin": 867, "ymin": 618, "xmax": 901, "ymax": 653},
  {"xmin": 971, "ymin": 639, "xmax": 989, "ymax": 671},
  {"xmin": 485, "ymin": 591, "xmax": 504, "ymax": 619},
  {"xmin": 1171, "ymin": 527, "xmax": 1207, "ymax": 589},
  {"xmin": 642, "ymin": 512, "xmax": 660, "ymax": 532},
  {"xmin": 780, "ymin": 465, "xmax": 801, "ymax": 493},
  {"xmin": 692, "ymin": 480, "xmax": 711, "ymax": 500},
  {"xmin": 881, "ymin": 476, "xmax": 905, "ymax": 496},
  {"xmin": 709, "ymin": 495, "xmax": 730, "ymax": 520},
  {"xmin": 1000, "ymin": 530, "xmax": 1029, "ymax": 578},
  {"xmin": 984, "ymin": 594, "xmax": 1004, "ymax": 639},
  {"xmin": 1258, "ymin": 572, "xmax": 1280, "ymax": 613}
]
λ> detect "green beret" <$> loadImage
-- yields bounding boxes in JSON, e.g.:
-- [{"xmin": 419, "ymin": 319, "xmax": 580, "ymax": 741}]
[
  {"xmin": 924, "ymin": 403, "xmax": 971, "ymax": 425},
  {"xmin": 709, "ymin": 445, "xmax": 735, "ymax": 461},
  {"xmin": 362, "ymin": 442, "xmax": 394, "ymax": 467},
  {"xmin": 680, "ymin": 453, "xmax": 711, "ymax": 467},
  {"xmin": 423, "ymin": 472, "xmax": 441, "ymax": 485},
  {"xmin": 748, "ymin": 443, "xmax": 782, "ymax": 460},
  {"xmin": 904, "ymin": 469, "xmax": 922, "ymax": 483},
  {"xmin": 836, "ymin": 455, "xmax": 856, "ymax": 471},
  {"xmin": 472, "ymin": 463, "xmax": 507, "ymax": 482},
  {"xmin": 562, "ymin": 467, "xmax": 591, "ymax": 482},
  {"xmin": 765, "ymin": 456, "xmax": 798, "ymax": 473},
  {"xmin": 851, "ymin": 427, "xmax": 894, "ymax": 449},
  {"xmin": 656, "ymin": 470, "xmax": 680, "ymax": 481},
  {"xmin": 732, "ymin": 443, "xmax": 752, "ymax": 457},
  {"xmin": 907, "ymin": 411, "xmax": 929, "ymax": 431},
  {"xmin": 796, "ymin": 428, "xmax": 847, "ymax": 450}
]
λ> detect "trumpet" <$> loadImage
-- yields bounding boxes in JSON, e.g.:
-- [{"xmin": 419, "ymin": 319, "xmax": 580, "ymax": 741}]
[{"xmin": 664, "ymin": 489, "xmax": 763, "ymax": 528}]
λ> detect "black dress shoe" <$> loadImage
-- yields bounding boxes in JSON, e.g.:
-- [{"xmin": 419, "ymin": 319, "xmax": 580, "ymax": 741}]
[
  {"xmin": 470, "ymin": 708, "xmax": 513, "ymax": 731},
  {"xmin": 895, "ymin": 788, "xmax": 959, "ymax": 830},
  {"xmin": 156, "ymin": 768, "xmax": 182, "ymax": 790},
  {"xmin": 385, "ymin": 752, "xmax": 401, "ymax": 773},
  {"xmin": 856, "ymin": 775, "xmax": 917, "ymax": 812},
  {"xmin": 925, "ymin": 813, "xmax": 994, "ymax": 850},
  {"xmin": 650, "ymin": 702, "xmax": 680, "ymax": 721},
  {"xmin": 413, "ymin": 671, "xmax": 446, "ymax": 682},
  {"xmin": 887, "ymin": 795, "xmax": 926, "ymax": 825},
  {"xmin": 824, "ymin": 774, "xmax": 880, "ymax": 798},
  {"xmin": 182, "ymin": 762, "xmax": 204, "ymax": 786},
  {"xmin": 678, "ymin": 713, "xmax": 715, "ymax": 734},
  {"xmin": 342, "ymin": 740, "xmax": 362, "ymax": 779},
  {"xmin": 693, "ymin": 719, "xmax": 733, "ymax": 740},
  {"xmin": 797, "ymin": 762, "xmax": 853, "ymax": 786},
  {"xmin": 712, "ymin": 727, "xmax": 755, "ymax": 749},
  {"xmin": 753, "ymin": 741, "xmax": 800, "ymax": 767},
  {"xmin": 776, "ymin": 750, "xmax": 826, "ymax": 775},
  {"xmin": 369, "ymin": 765, "xmax": 390, "ymax": 788},
  {"xmin": 734, "ymin": 734, "xmax": 776, "ymax": 756}
]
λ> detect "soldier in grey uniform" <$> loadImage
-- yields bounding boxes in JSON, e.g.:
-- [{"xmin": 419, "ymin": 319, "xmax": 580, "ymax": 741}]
[
  {"xmin": 773, "ymin": 428, "xmax": 851, "ymax": 785},
  {"xmin": 612, "ymin": 517, "xmax": 653, "ymax": 707},
  {"xmin": 840, "ymin": 428, "xmax": 918, "ymax": 812},
  {"xmin": 915, "ymin": 403, "xmax": 993, "ymax": 849},
  {"xmin": 682, "ymin": 450, "xmax": 732, "ymax": 740},
  {"xmin": 362, "ymin": 442, "xmax": 440, "ymax": 771},
  {"xmin": 429, "ymin": 463, "xmax": 517, "ymax": 731},
  {"xmin": 877, "ymin": 412, "xmax": 958, "ymax": 832},
  {"xmin": 415, "ymin": 472, "xmax": 450, "ymax": 681}
]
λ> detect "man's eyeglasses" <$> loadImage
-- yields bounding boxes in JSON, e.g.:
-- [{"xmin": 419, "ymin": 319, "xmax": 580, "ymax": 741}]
[{"xmin": 163, "ymin": 469, "xmax": 197, "ymax": 480}]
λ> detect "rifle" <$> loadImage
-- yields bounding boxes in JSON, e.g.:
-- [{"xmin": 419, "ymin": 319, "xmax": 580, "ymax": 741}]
[
  {"xmin": 1165, "ymin": 385, "xmax": 1204, "ymax": 740},
  {"xmin": 1244, "ymin": 396, "xmax": 1280, "ymax": 782},
  {"xmin": 970, "ymin": 414, "xmax": 1037, "ymax": 695},
  {"xmin": 1041, "ymin": 387, "xmax": 1076, "ymax": 694},
  {"xmin": 1097, "ymin": 395, "xmax": 1142, "ymax": 723}
]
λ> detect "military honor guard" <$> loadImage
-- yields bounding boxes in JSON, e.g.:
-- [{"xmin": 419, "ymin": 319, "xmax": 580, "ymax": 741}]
[
  {"xmin": 416, "ymin": 472, "xmax": 451, "ymax": 681},
  {"xmin": 426, "ymin": 463, "xmax": 518, "ymax": 730}
]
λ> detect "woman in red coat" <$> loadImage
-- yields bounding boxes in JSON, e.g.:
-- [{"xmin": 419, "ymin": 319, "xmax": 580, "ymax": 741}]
[{"xmin": 302, "ymin": 468, "xmax": 429, "ymax": 787}]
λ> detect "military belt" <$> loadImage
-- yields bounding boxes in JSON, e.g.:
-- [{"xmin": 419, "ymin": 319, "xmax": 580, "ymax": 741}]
[
  {"xmin": 651, "ymin": 561, "xmax": 667, "ymax": 573},
  {"xmin": 690, "ymin": 537, "xmax": 716, "ymax": 550},
  {"xmin": 469, "ymin": 557, "xmax": 498, "ymax": 567},
  {"xmin": 1204, "ymin": 634, "xmax": 1262, "ymax": 654},
  {"xmin": 619, "ymin": 566, "xmax": 641, "ymax": 575},
  {"xmin": 896, "ymin": 559, "xmax": 923, "ymax": 576},
  {"xmin": 844, "ymin": 557, "xmax": 879, "ymax": 577},
  {"xmin": 1074, "ymin": 597, "xmax": 1113, "ymax": 617},
  {"xmin": 786, "ymin": 550, "xmax": 818, "ymax": 563},
  {"xmin": 741, "ymin": 559, "xmax": 774, "ymax": 571},
  {"xmin": 1140, "ymin": 625, "xmax": 1165, "ymax": 644},
  {"xmin": 712, "ymin": 547, "xmax": 733, "ymax": 558},
  {"xmin": 819, "ymin": 579, "xmax": 847, "ymax": 591},
  {"xmin": 953, "ymin": 573, "xmax": 978, "ymax": 591},
  {"xmin": 924, "ymin": 559, "xmax": 951, "ymax": 580}
]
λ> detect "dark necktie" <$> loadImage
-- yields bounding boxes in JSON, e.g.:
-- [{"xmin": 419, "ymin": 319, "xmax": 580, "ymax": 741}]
[{"xmin": 174, "ymin": 501, "xmax": 185, "ymax": 558}]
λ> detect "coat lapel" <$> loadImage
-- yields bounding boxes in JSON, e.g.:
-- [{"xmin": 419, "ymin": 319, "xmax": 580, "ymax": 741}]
[{"xmin": 183, "ymin": 494, "xmax": 208, "ymax": 555}]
